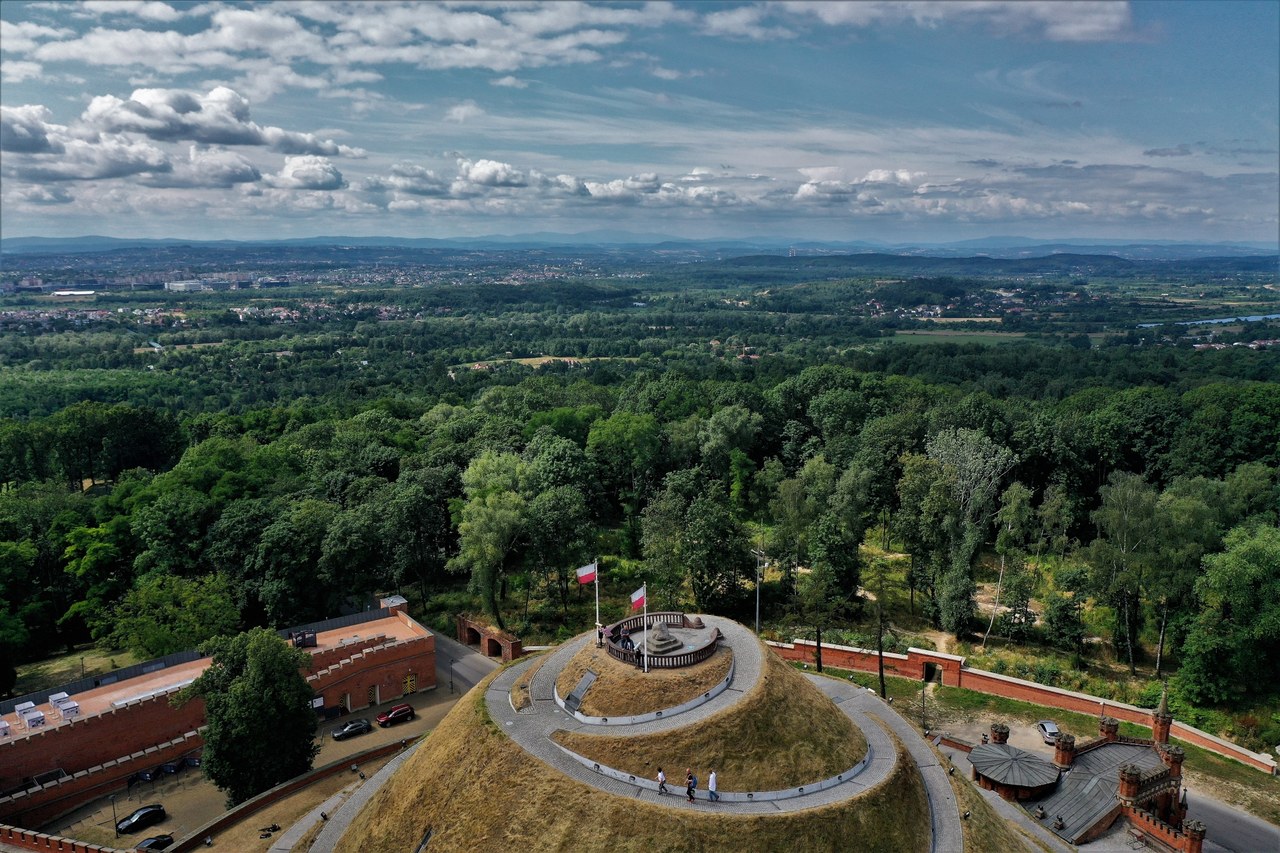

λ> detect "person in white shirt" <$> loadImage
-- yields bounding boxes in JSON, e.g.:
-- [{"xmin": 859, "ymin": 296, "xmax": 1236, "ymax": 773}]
[{"xmin": 708, "ymin": 769, "xmax": 719, "ymax": 802}]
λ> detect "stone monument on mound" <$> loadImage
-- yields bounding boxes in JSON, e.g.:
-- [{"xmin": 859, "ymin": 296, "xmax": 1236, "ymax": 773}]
[{"xmin": 644, "ymin": 620, "xmax": 683, "ymax": 654}]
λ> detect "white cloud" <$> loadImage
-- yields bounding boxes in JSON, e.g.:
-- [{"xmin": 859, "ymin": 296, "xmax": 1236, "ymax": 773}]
[
  {"xmin": 456, "ymin": 158, "xmax": 527, "ymax": 187},
  {"xmin": 80, "ymin": 87, "xmax": 365, "ymax": 155},
  {"xmin": 1, "ymin": 105, "xmax": 63, "ymax": 153},
  {"xmin": 83, "ymin": 1, "xmax": 183, "ymax": 23},
  {"xmin": 491, "ymin": 75, "xmax": 529, "ymax": 89},
  {"xmin": 776, "ymin": 1, "xmax": 1134, "ymax": 42},
  {"xmin": 266, "ymin": 155, "xmax": 346, "ymax": 190},
  {"xmin": 1, "ymin": 61, "xmax": 44, "ymax": 83},
  {"xmin": 0, "ymin": 19, "xmax": 74, "ymax": 53},
  {"xmin": 140, "ymin": 144, "xmax": 261, "ymax": 188},
  {"xmin": 445, "ymin": 101, "xmax": 485, "ymax": 123},
  {"xmin": 703, "ymin": 4, "xmax": 794, "ymax": 40}
]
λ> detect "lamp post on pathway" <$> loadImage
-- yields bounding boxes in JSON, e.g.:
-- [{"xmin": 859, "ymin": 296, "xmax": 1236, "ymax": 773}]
[
  {"xmin": 449, "ymin": 658, "xmax": 454, "ymax": 694},
  {"xmin": 751, "ymin": 549, "xmax": 766, "ymax": 634},
  {"xmin": 111, "ymin": 794, "xmax": 119, "ymax": 838}
]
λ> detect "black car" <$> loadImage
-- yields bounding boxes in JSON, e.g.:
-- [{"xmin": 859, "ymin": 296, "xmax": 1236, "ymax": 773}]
[
  {"xmin": 116, "ymin": 803, "xmax": 166, "ymax": 834},
  {"xmin": 136, "ymin": 835, "xmax": 175, "ymax": 851},
  {"xmin": 158, "ymin": 762, "xmax": 180, "ymax": 775},
  {"xmin": 183, "ymin": 753, "xmax": 201, "ymax": 769},
  {"xmin": 331, "ymin": 718, "xmax": 373, "ymax": 741}
]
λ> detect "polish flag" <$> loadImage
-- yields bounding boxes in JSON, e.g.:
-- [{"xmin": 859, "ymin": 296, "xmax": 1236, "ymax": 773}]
[
  {"xmin": 630, "ymin": 585, "xmax": 646, "ymax": 610},
  {"xmin": 576, "ymin": 562, "xmax": 597, "ymax": 584}
]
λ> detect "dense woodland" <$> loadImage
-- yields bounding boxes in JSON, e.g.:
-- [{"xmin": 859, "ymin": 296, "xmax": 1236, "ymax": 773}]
[{"xmin": 1, "ymin": 250, "xmax": 1277, "ymax": 751}]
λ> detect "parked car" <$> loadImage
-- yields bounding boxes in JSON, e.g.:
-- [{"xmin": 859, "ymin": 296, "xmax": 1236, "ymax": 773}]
[
  {"xmin": 332, "ymin": 718, "xmax": 373, "ymax": 740},
  {"xmin": 1036, "ymin": 720, "xmax": 1061, "ymax": 745},
  {"xmin": 116, "ymin": 803, "xmax": 166, "ymax": 834},
  {"xmin": 157, "ymin": 761, "xmax": 180, "ymax": 775},
  {"xmin": 182, "ymin": 753, "xmax": 201, "ymax": 769},
  {"xmin": 131, "ymin": 767, "xmax": 157, "ymax": 784},
  {"xmin": 136, "ymin": 834, "xmax": 175, "ymax": 850},
  {"xmin": 376, "ymin": 703, "xmax": 415, "ymax": 727}
]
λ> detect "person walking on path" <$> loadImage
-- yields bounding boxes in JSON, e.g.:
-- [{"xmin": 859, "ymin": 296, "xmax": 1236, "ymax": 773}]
[
  {"xmin": 657, "ymin": 767, "xmax": 668, "ymax": 795},
  {"xmin": 708, "ymin": 769, "xmax": 719, "ymax": 802},
  {"xmin": 685, "ymin": 768, "xmax": 696, "ymax": 803}
]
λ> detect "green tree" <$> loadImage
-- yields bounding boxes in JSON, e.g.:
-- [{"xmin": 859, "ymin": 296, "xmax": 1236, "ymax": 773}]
[
  {"xmin": 108, "ymin": 573, "xmax": 238, "ymax": 658},
  {"xmin": 179, "ymin": 628, "xmax": 318, "ymax": 806},
  {"xmin": 1086, "ymin": 471, "xmax": 1160, "ymax": 675},
  {"xmin": 1042, "ymin": 591, "xmax": 1085, "ymax": 654},
  {"xmin": 1177, "ymin": 524, "xmax": 1280, "ymax": 705},
  {"xmin": 984, "ymin": 481, "xmax": 1033, "ymax": 648}
]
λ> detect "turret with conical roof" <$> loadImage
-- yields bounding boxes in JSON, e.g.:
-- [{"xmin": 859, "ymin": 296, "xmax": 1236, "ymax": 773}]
[{"xmin": 1153, "ymin": 683, "xmax": 1173, "ymax": 745}]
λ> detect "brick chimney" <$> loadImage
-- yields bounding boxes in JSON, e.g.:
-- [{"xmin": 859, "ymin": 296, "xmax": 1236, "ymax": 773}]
[
  {"xmin": 1053, "ymin": 733, "xmax": 1077, "ymax": 769},
  {"xmin": 1100, "ymin": 715, "xmax": 1120, "ymax": 742},
  {"xmin": 1152, "ymin": 684, "xmax": 1173, "ymax": 745},
  {"xmin": 1118, "ymin": 764, "xmax": 1142, "ymax": 803},
  {"xmin": 990, "ymin": 722, "xmax": 1010, "ymax": 745}
]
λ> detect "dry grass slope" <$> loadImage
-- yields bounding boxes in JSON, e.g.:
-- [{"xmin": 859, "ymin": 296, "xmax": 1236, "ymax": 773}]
[
  {"xmin": 553, "ymin": 651, "xmax": 867, "ymax": 790},
  {"xmin": 554, "ymin": 643, "xmax": 734, "ymax": 716},
  {"xmin": 336, "ymin": 668, "xmax": 927, "ymax": 853}
]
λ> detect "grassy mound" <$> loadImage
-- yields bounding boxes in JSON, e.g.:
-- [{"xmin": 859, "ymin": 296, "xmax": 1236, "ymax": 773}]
[
  {"xmin": 336, "ymin": 670, "xmax": 928, "ymax": 853},
  {"xmin": 555, "ymin": 642, "xmax": 734, "ymax": 716},
  {"xmin": 555, "ymin": 650, "xmax": 866, "ymax": 791}
]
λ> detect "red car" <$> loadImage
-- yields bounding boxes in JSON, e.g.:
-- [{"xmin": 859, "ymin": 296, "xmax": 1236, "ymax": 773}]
[{"xmin": 376, "ymin": 703, "xmax": 415, "ymax": 727}]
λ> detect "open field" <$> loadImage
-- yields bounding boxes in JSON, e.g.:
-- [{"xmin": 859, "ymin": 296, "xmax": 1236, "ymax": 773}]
[
  {"xmin": 13, "ymin": 645, "xmax": 141, "ymax": 696},
  {"xmin": 885, "ymin": 329, "xmax": 1029, "ymax": 344}
]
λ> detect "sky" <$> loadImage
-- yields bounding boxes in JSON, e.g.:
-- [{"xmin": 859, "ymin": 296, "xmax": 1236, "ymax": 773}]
[{"xmin": 1, "ymin": 1, "xmax": 1277, "ymax": 243}]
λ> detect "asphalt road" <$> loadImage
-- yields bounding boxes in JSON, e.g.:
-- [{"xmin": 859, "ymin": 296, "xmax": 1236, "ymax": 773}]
[
  {"xmin": 1184, "ymin": 787, "xmax": 1280, "ymax": 853},
  {"xmin": 433, "ymin": 631, "xmax": 500, "ymax": 697}
]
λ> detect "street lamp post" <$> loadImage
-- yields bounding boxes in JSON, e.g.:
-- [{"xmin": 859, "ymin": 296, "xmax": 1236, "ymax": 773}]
[
  {"xmin": 449, "ymin": 658, "xmax": 454, "ymax": 695},
  {"xmin": 751, "ymin": 549, "xmax": 765, "ymax": 635},
  {"xmin": 111, "ymin": 794, "xmax": 119, "ymax": 838}
]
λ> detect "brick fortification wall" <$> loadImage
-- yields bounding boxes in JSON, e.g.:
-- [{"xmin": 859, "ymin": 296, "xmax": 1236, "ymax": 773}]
[
  {"xmin": 0, "ymin": 824, "xmax": 128, "ymax": 852},
  {"xmin": 768, "ymin": 639, "xmax": 1276, "ymax": 775},
  {"xmin": 1, "ymin": 608, "xmax": 435, "ymax": 828},
  {"xmin": 0, "ymin": 691, "xmax": 206, "ymax": 793}
]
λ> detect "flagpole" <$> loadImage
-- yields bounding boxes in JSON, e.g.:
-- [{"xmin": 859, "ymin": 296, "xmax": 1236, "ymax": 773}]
[
  {"xmin": 643, "ymin": 588, "xmax": 649, "ymax": 674},
  {"xmin": 594, "ymin": 558, "xmax": 600, "ymax": 637}
]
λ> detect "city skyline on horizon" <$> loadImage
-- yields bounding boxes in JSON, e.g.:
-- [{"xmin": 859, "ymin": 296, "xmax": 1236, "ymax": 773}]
[{"xmin": 2, "ymin": 1, "xmax": 1277, "ymax": 244}]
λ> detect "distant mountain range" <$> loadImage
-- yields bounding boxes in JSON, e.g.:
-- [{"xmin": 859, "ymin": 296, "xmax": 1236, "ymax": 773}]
[{"xmin": 2, "ymin": 232, "xmax": 1276, "ymax": 261}]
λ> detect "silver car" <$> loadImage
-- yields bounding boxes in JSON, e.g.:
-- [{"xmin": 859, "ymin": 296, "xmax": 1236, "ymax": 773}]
[{"xmin": 1036, "ymin": 720, "xmax": 1061, "ymax": 745}]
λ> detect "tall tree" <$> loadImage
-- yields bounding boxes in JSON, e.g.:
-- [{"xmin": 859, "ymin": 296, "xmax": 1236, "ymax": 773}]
[
  {"xmin": 984, "ymin": 481, "xmax": 1033, "ymax": 648},
  {"xmin": 1086, "ymin": 471, "xmax": 1161, "ymax": 675},
  {"xmin": 179, "ymin": 628, "xmax": 318, "ymax": 807}
]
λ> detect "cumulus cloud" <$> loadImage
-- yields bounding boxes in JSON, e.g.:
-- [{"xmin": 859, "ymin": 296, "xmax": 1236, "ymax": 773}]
[
  {"xmin": 140, "ymin": 145, "xmax": 261, "ymax": 188},
  {"xmin": 83, "ymin": 1, "xmax": 183, "ymax": 22},
  {"xmin": 456, "ymin": 158, "xmax": 527, "ymax": 187},
  {"xmin": 491, "ymin": 75, "xmax": 529, "ymax": 88},
  {"xmin": 1, "ymin": 105, "xmax": 63, "ymax": 153},
  {"xmin": 266, "ymin": 155, "xmax": 346, "ymax": 190},
  {"xmin": 363, "ymin": 162, "xmax": 450, "ymax": 197},
  {"xmin": 1144, "ymin": 144, "xmax": 1194, "ymax": 157},
  {"xmin": 80, "ymin": 87, "xmax": 365, "ymax": 155},
  {"xmin": 4, "ymin": 134, "xmax": 171, "ymax": 182}
]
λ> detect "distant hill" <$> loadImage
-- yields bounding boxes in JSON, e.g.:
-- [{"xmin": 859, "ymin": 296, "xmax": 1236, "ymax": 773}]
[{"xmin": 3, "ymin": 233, "xmax": 1276, "ymax": 261}]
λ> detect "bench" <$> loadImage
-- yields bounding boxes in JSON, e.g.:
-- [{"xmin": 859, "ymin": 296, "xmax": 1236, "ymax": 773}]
[{"xmin": 1127, "ymin": 827, "xmax": 1146, "ymax": 849}]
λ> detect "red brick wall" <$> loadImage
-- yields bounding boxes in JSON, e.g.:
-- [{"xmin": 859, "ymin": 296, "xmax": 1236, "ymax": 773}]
[
  {"xmin": 455, "ymin": 616, "xmax": 523, "ymax": 663},
  {"xmin": 0, "ymin": 693, "xmax": 207, "ymax": 793},
  {"xmin": 0, "ymin": 732, "xmax": 202, "ymax": 828},
  {"xmin": 766, "ymin": 640, "xmax": 1277, "ymax": 776},
  {"xmin": 0, "ymin": 824, "xmax": 127, "ymax": 852},
  {"xmin": 309, "ymin": 635, "xmax": 436, "ymax": 711}
]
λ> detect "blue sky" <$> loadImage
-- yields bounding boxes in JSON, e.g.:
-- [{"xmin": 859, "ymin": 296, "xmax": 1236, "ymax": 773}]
[{"xmin": 2, "ymin": 1, "xmax": 1276, "ymax": 243}]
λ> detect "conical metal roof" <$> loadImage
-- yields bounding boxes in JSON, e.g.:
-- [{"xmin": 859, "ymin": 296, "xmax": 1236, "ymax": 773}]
[{"xmin": 969, "ymin": 743, "xmax": 1060, "ymax": 788}]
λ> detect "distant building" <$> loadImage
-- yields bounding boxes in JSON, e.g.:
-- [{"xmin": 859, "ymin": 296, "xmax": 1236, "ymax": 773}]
[{"xmin": 164, "ymin": 279, "xmax": 209, "ymax": 292}]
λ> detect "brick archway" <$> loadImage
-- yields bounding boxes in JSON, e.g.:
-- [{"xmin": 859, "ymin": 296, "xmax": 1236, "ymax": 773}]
[{"xmin": 456, "ymin": 615, "xmax": 523, "ymax": 663}]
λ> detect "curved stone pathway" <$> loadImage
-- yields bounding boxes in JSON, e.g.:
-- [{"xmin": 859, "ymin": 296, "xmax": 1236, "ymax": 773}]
[
  {"xmin": 309, "ymin": 619, "xmax": 962, "ymax": 850},
  {"xmin": 488, "ymin": 614, "xmax": 961, "ymax": 851}
]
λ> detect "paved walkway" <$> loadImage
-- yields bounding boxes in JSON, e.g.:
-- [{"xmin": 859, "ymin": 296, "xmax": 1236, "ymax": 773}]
[
  {"xmin": 487, "ymin": 614, "xmax": 964, "ymax": 853},
  {"xmin": 306, "ymin": 619, "xmax": 963, "ymax": 850}
]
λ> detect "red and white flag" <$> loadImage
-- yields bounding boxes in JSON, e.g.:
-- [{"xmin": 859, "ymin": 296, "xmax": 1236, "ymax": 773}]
[
  {"xmin": 576, "ymin": 562, "xmax": 597, "ymax": 584},
  {"xmin": 630, "ymin": 585, "xmax": 646, "ymax": 610}
]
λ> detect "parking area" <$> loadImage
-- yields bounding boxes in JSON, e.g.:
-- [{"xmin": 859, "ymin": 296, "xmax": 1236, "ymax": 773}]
[{"xmin": 42, "ymin": 686, "xmax": 465, "ymax": 849}]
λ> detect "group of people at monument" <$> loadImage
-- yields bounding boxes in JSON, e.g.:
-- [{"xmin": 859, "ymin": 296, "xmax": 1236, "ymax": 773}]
[{"xmin": 656, "ymin": 767, "xmax": 718, "ymax": 803}]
